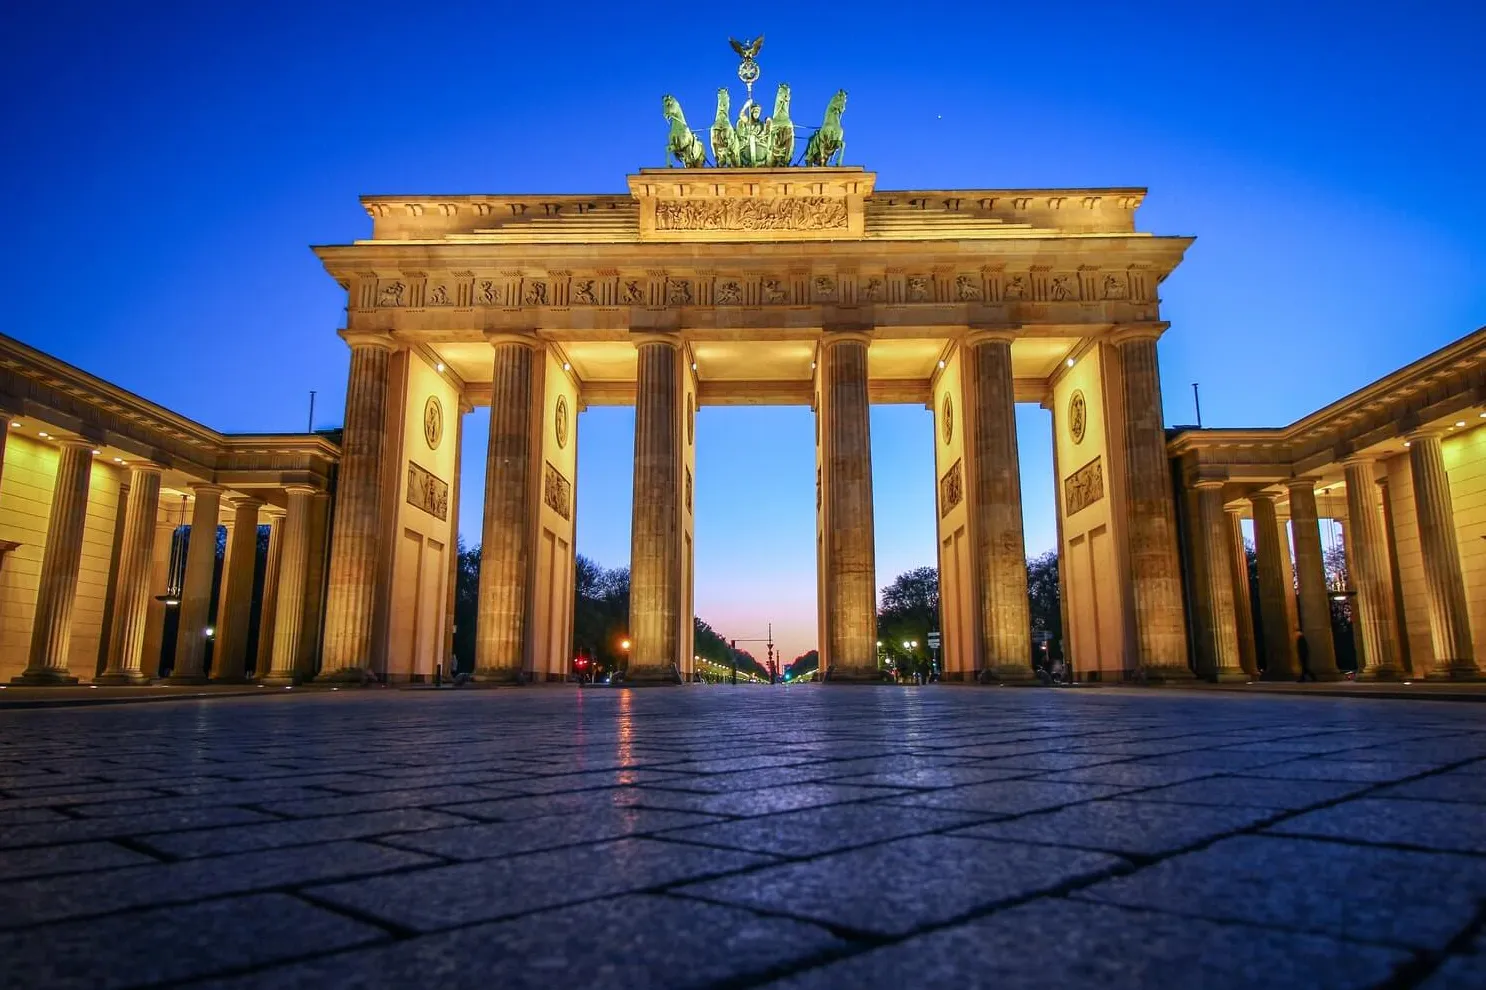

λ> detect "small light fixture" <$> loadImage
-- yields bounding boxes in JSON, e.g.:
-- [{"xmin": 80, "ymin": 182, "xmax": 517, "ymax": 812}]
[
  {"xmin": 1456, "ymin": 421, "xmax": 1467, "ymax": 428},
  {"xmin": 938, "ymin": 359, "xmax": 946, "ymax": 369},
  {"xmin": 691, "ymin": 362, "xmax": 697, "ymax": 371},
  {"xmin": 38, "ymin": 431, "xmax": 48, "ymax": 438},
  {"xmin": 1066, "ymin": 357, "xmax": 1075, "ymax": 368},
  {"xmin": 435, "ymin": 362, "xmax": 445, "ymax": 372},
  {"xmin": 1479, "ymin": 412, "xmax": 1485, "ymax": 419},
  {"xmin": 562, "ymin": 362, "xmax": 571, "ymax": 371},
  {"xmin": 92, "ymin": 449, "xmax": 101, "ymax": 455},
  {"xmin": 1404, "ymin": 441, "xmax": 1411, "ymax": 448},
  {"xmin": 113, "ymin": 457, "xmax": 123, "ymax": 463},
  {"xmin": 204, "ymin": 626, "xmax": 215, "ymax": 638},
  {"xmin": 811, "ymin": 361, "xmax": 816, "ymax": 370},
  {"xmin": 8, "ymin": 421, "xmax": 18, "ymax": 428}
]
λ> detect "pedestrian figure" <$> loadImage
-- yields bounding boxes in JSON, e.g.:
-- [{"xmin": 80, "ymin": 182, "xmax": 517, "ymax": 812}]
[{"xmin": 1296, "ymin": 633, "xmax": 1316, "ymax": 682}]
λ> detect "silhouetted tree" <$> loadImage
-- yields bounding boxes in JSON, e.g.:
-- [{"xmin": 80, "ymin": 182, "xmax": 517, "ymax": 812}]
[{"xmin": 1026, "ymin": 551, "xmax": 1062, "ymax": 660}]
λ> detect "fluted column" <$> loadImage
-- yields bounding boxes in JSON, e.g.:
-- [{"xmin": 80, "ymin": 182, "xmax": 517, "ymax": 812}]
[
  {"xmin": 1193, "ymin": 483, "xmax": 1246, "ymax": 681},
  {"xmin": 319, "ymin": 334, "xmax": 395, "ymax": 680},
  {"xmin": 167, "ymin": 484, "xmax": 222, "ymax": 683},
  {"xmin": 1286, "ymin": 479, "xmax": 1342, "ymax": 679},
  {"xmin": 96, "ymin": 464, "xmax": 163, "ymax": 684},
  {"xmin": 212, "ymin": 497, "xmax": 263, "ymax": 682},
  {"xmin": 262, "ymin": 486, "xmax": 315, "ymax": 684},
  {"xmin": 822, "ymin": 332, "xmax": 879, "ymax": 680},
  {"xmin": 1342, "ymin": 457, "xmax": 1404, "ymax": 679},
  {"xmin": 474, "ymin": 337, "xmax": 539, "ymax": 682},
  {"xmin": 1250, "ymin": 492, "xmax": 1299, "ymax": 678},
  {"xmin": 1225, "ymin": 508, "xmax": 1259, "ymax": 676},
  {"xmin": 628, "ymin": 335, "xmax": 682, "ymax": 682},
  {"xmin": 13, "ymin": 439, "xmax": 94, "ymax": 685},
  {"xmin": 1407, "ymin": 431, "xmax": 1479, "ymax": 679},
  {"xmin": 254, "ymin": 508, "xmax": 285, "ymax": 678},
  {"xmin": 966, "ymin": 331, "xmax": 1031, "ymax": 681},
  {"xmin": 1116, "ymin": 331, "xmax": 1192, "ymax": 680}
]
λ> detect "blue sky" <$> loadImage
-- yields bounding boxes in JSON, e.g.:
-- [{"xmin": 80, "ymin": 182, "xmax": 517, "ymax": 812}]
[{"xmin": 5, "ymin": 1, "xmax": 1483, "ymax": 663}]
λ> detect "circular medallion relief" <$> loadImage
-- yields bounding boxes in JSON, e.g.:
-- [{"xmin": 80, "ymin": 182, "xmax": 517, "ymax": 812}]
[
  {"xmin": 941, "ymin": 394, "xmax": 954, "ymax": 445},
  {"xmin": 687, "ymin": 394, "xmax": 695, "ymax": 446},
  {"xmin": 554, "ymin": 395, "xmax": 570, "ymax": 450},
  {"xmin": 423, "ymin": 395, "xmax": 443, "ymax": 450},
  {"xmin": 1068, "ymin": 389, "xmax": 1088, "ymax": 445}
]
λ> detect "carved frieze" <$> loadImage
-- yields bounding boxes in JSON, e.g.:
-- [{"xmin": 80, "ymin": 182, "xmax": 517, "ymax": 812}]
[
  {"xmin": 715, "ymin": 278, "xmax": 742, "ymax": 304},
  {"xmin": 685, "ymin": 466, "xmax": 693, "ymax": 514},
  {"xmin": 939, "ymin": 459, "xmax": 963, "ymax": 518},
  {"xmin": 654, "ymin": 196, "xmax": 848, "ymax": 232},
  {"xmin": 406, "ymin": 461, "xmax": 449, "ymax": 521},
  {"xmin": 1064, "ymin": 456, "xmax": 1104, "ymax": 517},
  {"xmin": 572, "ymin": 279, "xmax": 597, "ymax": 304},
  {"xmin": 543, "ymin": 461, "xmax": 572, "ymax": 520},
  {"xmin": 955, "ymin": 274, "xmax": 982, "ymax": 301},
  {"xmin": 377, "ymin": 281, "xmax": 405, "ymax": 307}
]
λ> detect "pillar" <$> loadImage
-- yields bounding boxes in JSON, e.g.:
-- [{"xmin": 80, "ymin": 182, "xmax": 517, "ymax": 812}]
[
  {"xmin": 474, "ymin": 337, "xmax": 538, "ymax": 682},
  {"xmin": 1225, "ymin": 509, "xmax": 1259, "ymax": 676},
  {"xmin": 138, "ymin": 503, "xmax": 179, "ymax": 680},
  {"xmin": 212, "ymin": 497, "xmax": 262, "ymax": 682},
  {"xmin": 296, "ymin": 491, "xmax": 332, "ymax": 680},
  {"xmin": 12, "ymin": 439, "xmax": 93, "ymax": 685},
  {"xmin": 1286, "ymin": 479, "xmax": 1342, "ymax": 679},
  {"xmin": 1192, "ymin": 483, "xmax": 1247, "ymax": 681},
  {"xmin": 821, "ymin": 332, "xmax": 879, "ymax": 680},
  {"xmin": 1115, "ymin": 331, "xmax": 1192, "ymax": 681},
  {"xmin": 167, "ymin": 484, "xmax": 222, "ymax": 684},
  {"xmin": 966, "ymin": 331, "xmax": 1032, "ymax": 681},
  {"xmin": 262, "ymin": 486, "xmax": 315, "ymax": 685},
  {"xmin": 254, "ymin": 507, "xmax": 284, "ymax": 678},
  {"xmin": 1342, "ymin": 457, "xmax": 1404, "ymax": 680},
  {"xmin": 1378, "ymin": 477, "xmax": 1414, "ymax": 672},
  {"xmin": 96, "ymin": 464, "xmax": 163, "ymax": 684},
  {"xmin": 319, "ymin": 334, "xmax": 395, "ymax": 680},
  {"xmin": 628, "ymin": 335, "xmax": 683, "ymax": 682},
  {"xmin": 1407, "ymin": 431, "xmax": 1479, "ymax": 679},
  {"xmin": 1250, "ymin": 492, "xmax": 1298, "ymax": 678}
]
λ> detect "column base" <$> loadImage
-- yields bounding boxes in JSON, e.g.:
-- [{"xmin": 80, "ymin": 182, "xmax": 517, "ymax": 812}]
[
  {"xmin": 1308, "ymin": 670, "xmax": 1348, "ymax": 682},
  {"xmin": 1207, "ymin": 670, "xmax": 1251, "ymax": 684},
  {"xmin": 161, "ymin": 673, "xmax": 208, "ymax": 686},
  {"xmin": 258, "ymin": 672, "xmax": 301, "ymax": 686},
  {"xmin": 1426, "ymin": 663, "xmax": 1483, "ymax": 682},
  {"xmin": 10, "ymin": 669, "xmax": 80, "ymax": 686},
  {"xmin": 316, "ymin": 666, "xmax": 377, "ymax": 685},
  {"xmin": 823, "ymin": 664, "xmax": 890, "ymax": 683},
  {"xmin": 1134, "ymin": 664, "xmax": 1197, "ymax": 684},
  {"xmin": 470, "ymin": 667, "xmax": 525, "ymax": 685},
  {"xmin": 211, "ymin": 675, "xmax": 252, "ymax": 685},
  {"xmin": 981, "ymin": 664, "xmax": 1038, "ymax": 684},
  {"xmin": 1358, "ymin": 666, "xmax": 1408, "ymax": 682},
  {"xmin": 1261, "ymin": 667, "xmax": 1299, "ymax": 682},
  {"xmin": 93, "ymin": 671, "xmax": 151, "ymax": 686}
]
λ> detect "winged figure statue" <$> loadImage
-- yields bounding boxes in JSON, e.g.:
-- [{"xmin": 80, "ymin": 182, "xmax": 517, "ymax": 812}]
[{"xmin": 729, "ymin": 35, "xmax": 764, "ymax": 60}]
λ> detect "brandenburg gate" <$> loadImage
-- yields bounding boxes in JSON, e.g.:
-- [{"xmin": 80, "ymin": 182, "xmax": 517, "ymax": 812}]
[{"xmin": 311, "ymin": 164, "xmax": 1194, "ymax": 685}]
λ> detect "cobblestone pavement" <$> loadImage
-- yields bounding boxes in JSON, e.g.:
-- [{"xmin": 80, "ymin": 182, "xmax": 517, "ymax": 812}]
[{"xmin": 3, "ymin": 685, "xmax": 1486, "ymax": 989}]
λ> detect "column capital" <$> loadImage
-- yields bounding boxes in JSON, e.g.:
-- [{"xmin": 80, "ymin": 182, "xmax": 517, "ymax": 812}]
[
  {"xmin": 283, "ymin": 484, "xmax": 319, "ymax": 498},
  {"xmin": 1284, "ymin": 476, "xmax": 1322, "ymax": 493},
  {"xmin": 630, "ymin": 331, "xmax": 682, "ymax": 349},
  {"xmin": 226, "ymin": 494, "xmax": 265, "ymax": 511},
  {"xmin": 485, "ymin": 329, "xmax": 542, "ymax": 349},
  {"xmin": 964, "ymin": 327, "xmax": 1017, "ymax": 347},
  {"xmin": 339, "ymin": 330, "xmax": 399, "ymax": 352},
  {"xmin": 1406, "ymin": 426, "xmax": 1446, "ymax": 443},
  {"xmin": 1193, "ymin": 479, "xmax": 1227, "ymax": 492},
  {"xmin": 125, "ymin": 461, "xmax": 166, "ymax": 477},
  {"xmin": 821, "ymin": 329, "xmax": 873, "ymax": 347},
  {"xmin": 1249, "ymin": 490, "xmax": 1281, "ymax": 505},
  {"xmin": 1108, "ymin": 323, "xmax": 1169, "ymax": 346},
  {"xmin": 1340, "ymin": 453, "xmax": 1377, "ymax": 469},
  {"xmin": 261, "ymin": 505, "xmax": 287, "ymax": 520},
  {"xmin": 52, "ymin": 436, "xmax": 95, "ymax": 451},
  {"xmin": 189, "ymin": 483, "xmax": 224, "ymax": 497}
]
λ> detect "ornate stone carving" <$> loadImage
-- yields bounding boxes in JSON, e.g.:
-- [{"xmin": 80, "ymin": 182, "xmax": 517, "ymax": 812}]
[
  {"xmin": 406, "ymin": 461, "xmax": 449, "ymax": 521},
  {"xmin": 524, "ymin": 281, "xmax": 548, "ymax": 306},
  {"xmin": 955, "ymin": 275, "xmax": 982, "ymax": 301},
  {"xmin": 478, "ymin": 280, "xmax": 497, "ymax": 305},
  {"xmin": 1068, "ymin": 389, "xmax": 1087, "ymax": 445},
  {"xmin": 762, "ymin": 278, "xmax": 790, "ymax": 303},
  {"xmin": 653, "ymin": 196, "xmax": 848, "ymax": 232},
  {"xmin": 906, "ymin": 276, "xmax": 931, "ymax": 302},
  {"xmin": 716, "ymin": 279, "xmax": 741, "ymax": 304},
  {"xmin": 1050, "ymin": 275, "xmax": 1075, "ymax": 301},
  {"xmin": 941, "ymin": 393, "xmax": 954, "ymax": 444},
  {"xmin": 554, "ymin": 394, "xmax": 569, "ymax": 450},
  {"xmin": 573, "ymin": 279, "xmax": 596, "ymax": 304},
  {"xmin": 939, "ymin": 459, "xmax": 963, "ymax": 517},
  {"xmin": 667, "ymin": 279, "xmax": 692, "ymax": 305},
  {"xmin": 378, "ymin": 282, "xmax": 405, "ymax": 307},
  {"xmin": 861, "ymin": 277, "xmax": 884, "ymax": 301},
  {"xmin": 428, "ymin": 284, "xmax": 450, "ymax": 306},
  {"xmin": 685, "ymin": 466, "xmax": 693, "ymax": 514},
  {"xmin": 543, "ymin": 461, "xmax": 572, "ymax": 520},
  {"xmin": 813, "ymin": 276, "xmax": 837, "ymax": 301},
  {"xmin": 1003, "ymin": 275, "xmax": 1027, "ymax": 300},
  {"xmin": 621, "ymin": 279, "xmax": 646, "ymax": 304},
  {"xmin": 423, "ymin": 395, "xmax": 443, "ymax": 450},
  {"xmin": 687, "ymin": 393, "xmax": 695, "ymax": 445},
  {"xmin": 1102, "ymin": 274, "xmax": 1128, "ymax": 300},
  {"xmin": 1064, "ymin": 456, "xmax": 1104, "ymax": 517}
]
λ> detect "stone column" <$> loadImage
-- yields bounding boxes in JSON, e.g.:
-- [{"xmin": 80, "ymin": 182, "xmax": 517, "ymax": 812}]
[
  {"xmin": 1378, "ymin": 476, "xmax": 1414, "ymax": 672},
  {"xmin": 628, "ymin": 334, "xmax": 683, "ymax": 682},
  {"xmin": 319, "ymin": 334, "xmax": 395, "ymax": 680},
  {"xmin": 1225, "ymin": 508, "xmax": 1259, "ymax": 676},
  {"xmin": 1342, "ymin": 457, "xmax": 1404, "ymax": 679},
  {"xmin": 254, "ymin": 507, "xmax": 285, "ymax": 678},
  {"xmin": 96, "ymin": 464, "xmax": 163, "ymax": 684},
  {"xmin": 1250, "ymin": 492, "xmax": 1299, "ymax": 678},
  {"xmin": 167, "ymin": 484, "xmax": 222, "ymax": 684},
  {"xmin": 212, "ymin": 497, "xmax": 263, "ymax": 682},
  {"xmin": 1193, "ymin": 483, "xmax": 1247, "ymax": 681},
  {"xmin": 474, "ymin": 336, "xmax": 538, "ymax": 682},
  {"xmin": 1286, "ymin": 479, "xmax": 1342, "ymax": 679},
  {"xmin": 263, "ymin": 486, "xmax": 315, "ymax": 685},
  {"xmin": 1116, "ymin": 331, "xmax": 1192, "ymax": 681},
  {"xmin": 1407, "ymin": 431, "xmax": 1479, "ymax": 679},
  {"xmin": 821, "ymin": 332, "xmax": 879, "ymax": 680},
  {"xmin": 965, "ymin": 331, "xmax": 1032, "ymax": 681},
  {"xmin": 12, "ymin": 439, "xmax": 94, "ymax": 685}
]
